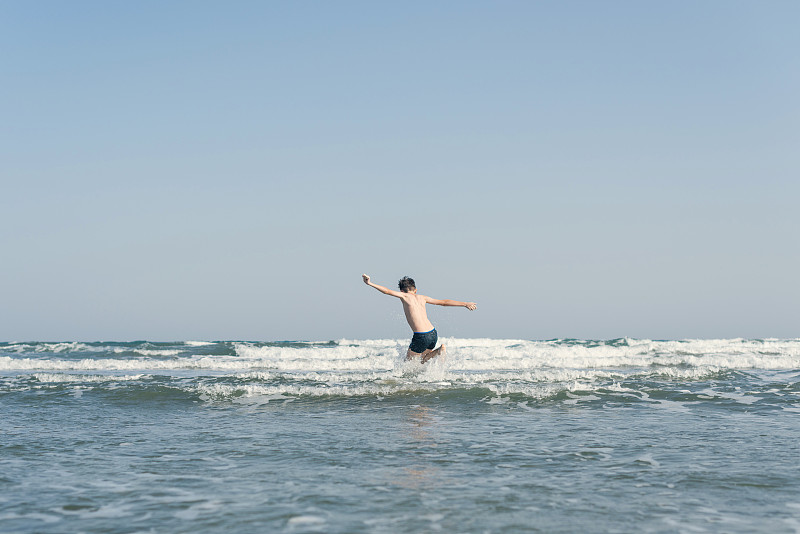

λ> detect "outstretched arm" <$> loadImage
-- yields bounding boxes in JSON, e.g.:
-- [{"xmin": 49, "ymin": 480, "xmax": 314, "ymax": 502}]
[
  {"xmin": 424, "ymin": 296, "xmax": 477, "ymax": 310},
  {"xmin": 362, "ymin": 274, "xmax": 404, "ymax": 297}
]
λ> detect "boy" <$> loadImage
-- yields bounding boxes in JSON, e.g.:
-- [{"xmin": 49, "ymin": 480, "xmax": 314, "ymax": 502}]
[{"xmin": 362, "ymin": 274, "xmax": 477, "ymax": 362}]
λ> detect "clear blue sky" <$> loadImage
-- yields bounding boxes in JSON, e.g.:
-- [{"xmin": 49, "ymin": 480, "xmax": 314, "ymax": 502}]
[{"xmin": 2, "ymin": 1, "xmax": 798, "ymax": 341}]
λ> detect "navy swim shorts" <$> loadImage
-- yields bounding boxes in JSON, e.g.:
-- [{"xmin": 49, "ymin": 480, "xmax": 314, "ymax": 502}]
[{"xmin": 408, "ymin": 328, "xmax": 437, "ymax": 354}]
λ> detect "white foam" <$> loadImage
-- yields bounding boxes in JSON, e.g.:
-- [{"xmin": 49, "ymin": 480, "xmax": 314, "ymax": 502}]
[
  {"xmin": 3, "ymin": 338, "xmax": 800, "ymax": 375},
  {"xmin": 3, "ymin": 338, "xmax": 800, "ymax": 403},
  {"xmin": 195, "ymin": 381, "xmax": 444, "ymax": 400},
  {"xmin": 112, "ymin": 348, "xmax": 182, "ymax": 356},
  {"xmin": 0, "ymin": 342, "xmax": 100, "ymax": 354},
  {"xmin": 695, "ymin": 387, "xmax": 762, "ymax": 405},
  {"xmin": 3, "ymin": 338, "xmax": 800, "ymax": 372},
  {"xmin": 32, "ymin": 373, "xmax": 147, "ymax": 383},
  {"xmin": 0, "ymin": 356, "xmax": 214, "ymax": 371}
]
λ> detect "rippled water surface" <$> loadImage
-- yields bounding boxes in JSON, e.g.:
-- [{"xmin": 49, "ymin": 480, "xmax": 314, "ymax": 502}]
[{"xmin": 2, "ymin": 339, "xmax": 800, "ymax": 532}]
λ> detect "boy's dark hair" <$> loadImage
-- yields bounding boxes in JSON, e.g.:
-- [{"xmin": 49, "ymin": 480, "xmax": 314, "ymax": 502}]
[{"xmin": 398, "ymin": 276, "xmax": 416, "ymax": 293}]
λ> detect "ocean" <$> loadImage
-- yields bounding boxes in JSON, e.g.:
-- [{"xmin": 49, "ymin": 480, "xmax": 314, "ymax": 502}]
[{"xmin": 2, "ymin": 338, "xmax": 799, "ymax": 533}]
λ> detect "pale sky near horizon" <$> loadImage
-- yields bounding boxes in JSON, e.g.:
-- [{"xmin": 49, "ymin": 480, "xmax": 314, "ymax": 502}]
[{"xmin": 2, "ymin": 1, "xmax": 798, "ymax": 341}]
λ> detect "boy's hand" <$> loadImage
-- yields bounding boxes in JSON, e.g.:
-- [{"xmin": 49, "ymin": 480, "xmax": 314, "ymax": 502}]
[
  {"xmin": 362, "ymin": 274, "xmax": 370, "ymax": 284},
  {"xmin": 465, "ymin": 302, "xmax": 477, "ymax": 311}
]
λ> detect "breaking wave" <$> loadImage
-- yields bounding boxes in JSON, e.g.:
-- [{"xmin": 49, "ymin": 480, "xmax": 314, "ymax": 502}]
[{"xmin": 1, "ymin": 338, "xmax": 799, "ymax": 405}]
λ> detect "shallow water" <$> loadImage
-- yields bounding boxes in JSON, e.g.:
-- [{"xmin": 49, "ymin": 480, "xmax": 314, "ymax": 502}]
[{"xmin": 2, "ymin": 339, "xmax": 800, "ymax": 532}]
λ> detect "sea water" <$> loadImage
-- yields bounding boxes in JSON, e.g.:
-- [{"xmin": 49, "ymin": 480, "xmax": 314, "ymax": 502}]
[{"xmin": 2, "ymin": 338, "xmax": 800, "ymax": 533}]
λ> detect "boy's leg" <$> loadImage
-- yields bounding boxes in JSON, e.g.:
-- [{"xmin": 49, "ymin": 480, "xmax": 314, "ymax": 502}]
[
  {"xmin": 421, "ymin": 345, "xmax": 446, "ymax": 363},
  {"xmin": 406, "ymin": 346, "xmax": 444, "ymax": 362}
]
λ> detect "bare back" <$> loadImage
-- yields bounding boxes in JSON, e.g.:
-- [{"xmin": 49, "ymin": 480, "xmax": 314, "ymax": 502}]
[
  {"xmin": 362, "ymin": 274, "xmax": 476, "ymax": 343},
  {"xmin": 399, "ymin": 293, "xmax": 435, "ymax": 333}
]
